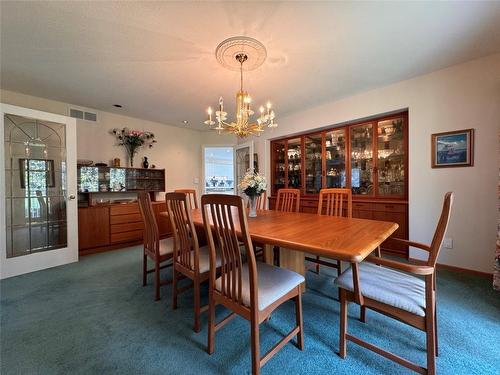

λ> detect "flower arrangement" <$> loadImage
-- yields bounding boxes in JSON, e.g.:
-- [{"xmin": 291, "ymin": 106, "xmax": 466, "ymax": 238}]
[
  {"xmin": 239, "ymin": 169, "xmax": 267, "ymax": 197},
  {"xmin": 110, "ymin": 128, "xmax": 156, "ymax": 167}
]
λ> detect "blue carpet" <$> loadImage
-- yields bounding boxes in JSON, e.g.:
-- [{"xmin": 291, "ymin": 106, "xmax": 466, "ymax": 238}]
[{"xmin": 1, "ymin": 246, "xmax": 499, "ymax": 374}]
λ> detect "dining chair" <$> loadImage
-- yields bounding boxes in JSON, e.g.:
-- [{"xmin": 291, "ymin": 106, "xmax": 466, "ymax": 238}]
[
  {"xmin": 137, "ymin": 192, "xmax": 174, "ymax": 301},
  {"xmin": 202, "ymin": 194, "xmax": 305, "ymax": 375},
  {"xmin": 166, "ymin": 192, "xmax": 220, "ymax": 332},
  {"xmin": 273, "ymin": 189, "xmax": 301, "ymax": 265},
  {"xmin": 335, "ymin": 192, "xmax": 453, "ymax": 375},
  {"xmin": 306, "ymin": 188, "xmax": 352, "ymax": 275},
  {"xmin": 275, "ymin": 188, "xmax": 300, "ymax": 212},
  {"xmin": 174, "ymin": 188, "xmax": 198, "ymax": 209}
]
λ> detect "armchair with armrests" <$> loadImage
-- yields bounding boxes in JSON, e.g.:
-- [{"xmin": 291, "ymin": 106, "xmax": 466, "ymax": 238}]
[{"xmin": 335, "ymin": 192, "xmax": 453, "ymax": 375}]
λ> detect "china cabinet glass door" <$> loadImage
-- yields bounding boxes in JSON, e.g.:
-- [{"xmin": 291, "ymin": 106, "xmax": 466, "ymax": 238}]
[
  {"xmin": 350, "ymin": 123, "xmax": 374, "ymax": 196},
  {"xmin": 377, "ymin": 118, "xmax": 405, "ymax": 196},
  {"xmin": 325, "ymin": 129, "xmax": 347, "ymax": 188},
  {"xmin": 272, "ymin": 141, "xmax": 286, "ymax": 194},
  {"xmin": 304, "ymin": 133, "xmax": 323, "ymax": 194},
  {"xmin": 287, "ymin": 138, "xmax": 302, "ymax": 189}
]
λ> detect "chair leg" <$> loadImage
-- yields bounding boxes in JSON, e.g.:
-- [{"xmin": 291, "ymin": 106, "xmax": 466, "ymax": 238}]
[
  {"xmin": 426, "ymin": 300, "xmax": 437, "ymax": 374},
  {"xmin": 154, "ymin": 260, "xmax": 161, "ymax": 301},
  {"xmin": 193, "ymin": 278, "xmax": 201, "ymax": 333},
  {"xmin": 434, "ymin": 301, "xmax": 439, "ymax": 357},
  {"xmin": 250, "ymin": 317, "xmax": 260, "ymax": 375},
  {"xmin": 360, "ymin": 306, "xmax": 366, "ymax": 323},
  {"xmin": 142, "ymin": 253, "xmax": 147, "ymax": 286},
  {"xmin": 337, "ymin": 260, "xmax": 342, "ymax": 275},
  {"xmin": 172, "ymin": 268, "xmax": 178, "ymax": 310},
  {"xmin": 315, "ymin": 256, "xmax": 320, "ymax": 274},
  {"xmin": 295, "ymin": 290, "xmax": 304, "ymax": 350},
  {"xmin": 207, "ymin": 290, "xmax": 215, "ymax": 355},
  {"xmin": 339, "ymin": 289, "xmax": 348, "ymax": 358}
]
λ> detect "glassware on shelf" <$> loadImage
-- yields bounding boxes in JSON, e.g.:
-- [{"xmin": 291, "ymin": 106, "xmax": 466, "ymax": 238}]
[
  {"xmin": 377, "ymin": 118, "xmax": 404, "ymax": 196},
  {"xmin": 287, "ymin": 138, "xmax": 301, "ymax": 189},
  {"xmin": 272, "ymin": 141, "xmax": 286, "ymax": 192},
  {"xmin": 326, "ymin": 129, "xmax": 346, "ymax": 188},
  {"xmin": 350, "ymin": 123, "xmax": 373, "ymax": 195}
]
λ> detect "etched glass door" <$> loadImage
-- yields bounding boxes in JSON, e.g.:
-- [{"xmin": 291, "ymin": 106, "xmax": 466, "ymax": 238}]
[
  {"xmin": 235, "ymin": 142, "xmax": 254, "ymax": 196},
  {"xmin": 304, "ymin": 132, "xmax": 322, "ymax": 194},
  {"xmin": 350, "ymin": 123, "xmax": 374, "ymax": 196},
  {"xmin": 1, "ymin": 104, "xmax": 77, "ymax": 279},
  {"xmin": 377, "ymin": 117, "xmax": 405, "ymax": 196},
  {"xmin": 325, "ymin": 129, "xmax": 347, "ymax": 188}
]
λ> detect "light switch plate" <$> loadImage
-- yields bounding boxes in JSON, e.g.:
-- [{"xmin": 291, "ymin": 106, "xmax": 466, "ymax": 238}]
[
  {"xmin": 193, "ymin": 177, "xmax": 199, "ymax": 184},
  {"xmin": 443, "ymin": 238, "xmax": 453, "ymax": 249}
]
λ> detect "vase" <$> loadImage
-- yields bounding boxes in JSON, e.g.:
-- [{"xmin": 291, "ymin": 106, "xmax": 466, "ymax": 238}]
[
  {"xmin": 142, "ymin": 156, "xmax": 149, "ymax": 169},
  {"xmin": 248, "ymin": 195, "xmax": 257, "ymax": 218}
]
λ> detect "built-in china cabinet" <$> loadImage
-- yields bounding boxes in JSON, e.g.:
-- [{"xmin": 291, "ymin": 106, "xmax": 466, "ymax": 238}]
[{"xmin": 269, "ymin": 111, "xmax": 408, "ymax": 257}]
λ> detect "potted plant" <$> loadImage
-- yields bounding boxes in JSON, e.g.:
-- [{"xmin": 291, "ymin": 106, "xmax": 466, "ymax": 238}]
[{"xmin": 110, "ymin": 128, "xmax": 156, "ymax": 167}]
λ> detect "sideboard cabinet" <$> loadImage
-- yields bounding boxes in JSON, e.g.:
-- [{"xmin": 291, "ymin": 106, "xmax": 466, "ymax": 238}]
[
  {"xmin": 78, "ymin": 201, "xmax": 171, "ymax": 255},
  {"xmin": 269, "ymin": 111, "xmax": 408, "ymax": 257}
]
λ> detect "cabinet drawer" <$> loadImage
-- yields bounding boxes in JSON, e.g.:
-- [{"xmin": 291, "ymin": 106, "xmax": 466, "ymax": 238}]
[
  {"xmin": 301, "ymin": 200, "xmax": 318, "ymax": 208},
  {"xmin": 352, "ymin": 202, "xmax": 373, "ymax": 210},
  {"xmin": 110, "ymin": 230, "xmax": 143, "ymax": 243},
  {"xmin": 372, "ymin": 203, "xmax": 406, "ymax": 213},
  {"xmin": 110, "ymin": 203, "xmax": 140, "ymax": 216},
  {"xmin": 110, "ymin": 213, "xmax": 143, "ymax": 225},
  {"xmin": 110, "ymin": 222, "xmax": 144, "ymax": 234}
]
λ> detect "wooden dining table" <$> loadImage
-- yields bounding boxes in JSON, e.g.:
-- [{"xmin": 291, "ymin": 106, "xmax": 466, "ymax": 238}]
[{"xmin": 160, "ymin": 208, "xmax": 398, "ymax": 292}]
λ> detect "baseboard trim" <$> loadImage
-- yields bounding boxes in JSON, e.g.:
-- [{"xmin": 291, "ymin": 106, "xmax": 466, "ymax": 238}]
[{"xmin": 410, "ymin": 257, "xmax": 493, "ymax": 279}]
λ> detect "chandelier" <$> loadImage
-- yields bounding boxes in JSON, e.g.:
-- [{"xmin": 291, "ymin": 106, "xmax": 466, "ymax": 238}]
[{"xmin": 204, "ymin": 36, "xmax": 277, "ymax": 138}]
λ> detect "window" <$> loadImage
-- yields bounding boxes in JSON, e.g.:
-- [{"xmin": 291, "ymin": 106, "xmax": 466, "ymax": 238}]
[{"xmin": 203, "ymin": 147, "xmax": 234, "ymax": 194}]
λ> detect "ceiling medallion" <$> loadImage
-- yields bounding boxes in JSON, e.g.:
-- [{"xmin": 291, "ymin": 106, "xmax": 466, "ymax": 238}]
[{"xmin": 204, "ymin": 36, "xmax": 277, "ymax": 138}]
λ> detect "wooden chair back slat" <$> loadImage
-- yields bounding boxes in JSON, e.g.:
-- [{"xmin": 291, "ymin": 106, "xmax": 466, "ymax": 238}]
[
  {"xmin": 138, "ymin": 192, "xmax": 160, "ymax": 256},
  {"xmin": 428, "ymin": 192, "xmax": 454, "ymax": 267},
  {"xmin": 318, "ymin": 188, "xmax": 352, "ymax": 218},
  {"xmin": 174, "ymin": 189, "xmax": 198, "ymax": 209},
  {"xmin": 276, "ymin": 188, "xmax": 300, "ymax": 213},
  {"xmin": 166, "ymin": 192, "xmax": 199, "ymax": 271},
  {"xmin": 202, "ymin": 194, "xmax": 257, "ymax": 308}
]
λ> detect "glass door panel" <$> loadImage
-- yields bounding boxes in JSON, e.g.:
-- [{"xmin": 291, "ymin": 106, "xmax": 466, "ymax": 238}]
[
  {"xmin": 304, "ymin": 133, "xmax": 323, "ymax": 194},
  {"xmin": 287, "ymin": 138, "xmax": 301, "ymax": 189},
  {"xmin": 272, "ymin": 141, "xmax": 286, "ymax": 194},
  {"xmin": 350, "ymin": 123, "xmax": 374, "ymax": 196},
  {"xmin": 4, "ymin": 114, "xmax": 68, "ymax": 258},
  {"xmin": 325, "ymin": 129, "xmax": 347, "ymax": 188},
  {"xmin": 203, "ymin": 146, "xmax": 235, "ymax": 195},
  {"xmin": 377, "ymin": 118, "xmax": 405, "ymax": 196}
]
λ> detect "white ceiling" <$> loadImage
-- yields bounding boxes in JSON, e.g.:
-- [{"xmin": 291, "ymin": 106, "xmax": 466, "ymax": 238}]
[{"xmin": 2, "ymin": 1, "xmax": 500, "ymax": 131}]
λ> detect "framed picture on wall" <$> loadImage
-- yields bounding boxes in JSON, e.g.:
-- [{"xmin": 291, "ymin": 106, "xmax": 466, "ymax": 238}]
[{"xmin": 431, "ymin": 129, "xmax": 474, "ymax": 168}]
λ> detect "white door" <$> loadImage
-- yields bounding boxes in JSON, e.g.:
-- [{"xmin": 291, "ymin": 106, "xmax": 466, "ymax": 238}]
[
  {"xmin": 0, "ymin": 104, "xmax": 78, "ymax": 279},
  {"xmin": 234, "ymin": 141, "xmax": 254, "ymax": 196}
]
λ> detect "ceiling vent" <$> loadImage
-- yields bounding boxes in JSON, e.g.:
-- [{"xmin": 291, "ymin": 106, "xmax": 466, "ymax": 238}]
[{"xmin": 69, "ymin": 107, "xmax": 98, "ymax": 122}]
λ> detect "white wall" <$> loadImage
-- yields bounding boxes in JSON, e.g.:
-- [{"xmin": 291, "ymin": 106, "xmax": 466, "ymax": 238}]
[
  {"xmin": 0, "ymin": 89, "xmax": 235, "ymax": 199},
  {"xmin": 250, "ymin": 53, "xmax": 500, "ymax": 274}
]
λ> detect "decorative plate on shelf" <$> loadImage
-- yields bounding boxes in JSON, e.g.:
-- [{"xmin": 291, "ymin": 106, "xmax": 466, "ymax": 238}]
[{"xmin": 77, "ymin": 159, "xmax": 93, "ymax": 166}]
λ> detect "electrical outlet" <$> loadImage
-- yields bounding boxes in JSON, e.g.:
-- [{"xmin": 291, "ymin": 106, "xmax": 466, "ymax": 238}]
[{"xmin": 443, "ymin": 238, "xmax": 453, "ymax": 249}]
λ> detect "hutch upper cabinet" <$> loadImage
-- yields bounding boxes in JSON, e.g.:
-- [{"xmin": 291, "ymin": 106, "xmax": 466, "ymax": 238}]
[{"xmin": 269, "ymin": 111, "xmax": 408, "ymax": 257}]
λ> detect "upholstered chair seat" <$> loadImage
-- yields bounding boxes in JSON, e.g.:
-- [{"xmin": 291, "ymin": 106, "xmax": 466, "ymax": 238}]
[
  {"xmin": 159, "ymin": 237, "xmax": 174, "ymax": 256},
  {"xmin": 216, "ymin": 262, "xmax": 305, "ymax": 311},
  {"xmin": 335, "ymin": 262, "xmax": 426, "ymax": 316}
]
